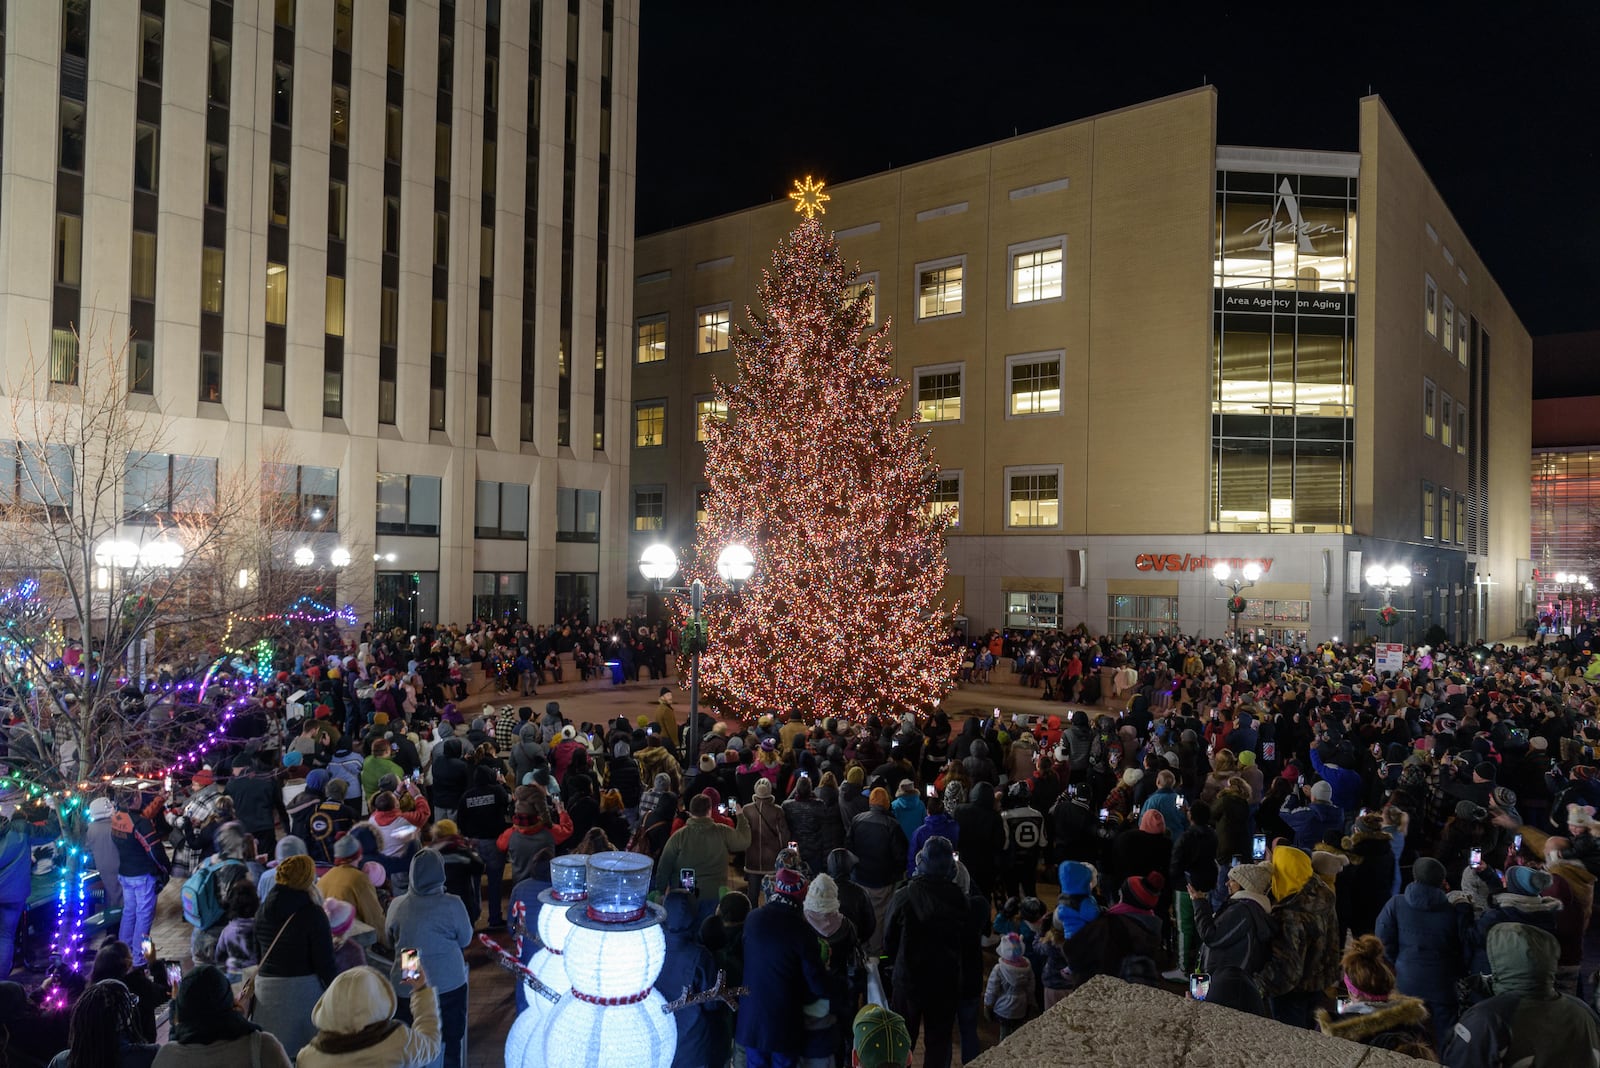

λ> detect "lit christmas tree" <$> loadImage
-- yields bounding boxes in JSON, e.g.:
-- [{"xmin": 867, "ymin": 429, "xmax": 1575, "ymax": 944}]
[{"xmin": 686, "ymin": 199, "xmax": 960, "ymax": 723}]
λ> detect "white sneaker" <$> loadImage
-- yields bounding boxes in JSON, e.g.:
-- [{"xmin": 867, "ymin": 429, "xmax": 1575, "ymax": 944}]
[
  {"xmin": 980, "ymin": 934, "xmax": 1001, "ymax": 948},
  {"xmin": 1160, "ymin": 968, "xmax": 1189, "ymax": 982}
]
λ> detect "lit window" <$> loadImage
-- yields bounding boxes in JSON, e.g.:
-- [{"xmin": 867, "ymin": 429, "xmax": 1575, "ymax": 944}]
[
  {"xmin": 1009, "ymin": 239, "xmax": 1064, "ymax": 305},
  {"xmin": 696, "ymin": 305, "xmax": 730, "ymax": 354},
  {"xmin": 636, "ymin": 315, "xmax": 667, "ymax": 363},
  {"xmin": 1007, "ymin": 467, "xmax": 1061, "ymax": 529},
  {"xmin": 1441, "ymin": 295, "xmax": 1455, "ymax": 352},
  {"xmin": 386, "ymin": 105, "xmax": 403, "ymax": 163},
  {"xmin": 695, "ymin": 396, "xmax": 728, "ymax": 442},
  {"xmin": 634, "ymin": 401, "xmax": 665, "ymax": 447},
  {"xmin": 325, "ymin": 275, "xmax": 345, "ymax": 337},
  {"xmin": 1007, "ymin": 592, "xmax": 1061, "ymax": 631},
  {"xmin": 695, "ymin": 487, "xmax": 709, "ymax": 527},
  {"xmin": 199, "ymin": 352, "xmax": 221, "ymax": 403},
  {"xmin": 1440, "ymin": 392, "xmax": 1453, "ymax": 448},
  {"xmin": 1456, "ymin": 403, "xmax": 1467, "ymax": 456},
  {"xmin": 843, "ymin": 272, "xmax": 878, "ymax": 327},
  {"xmin": 330, "ymin": 182, "xmax": 347, "ymax": 240},
  {"xmin": 916, "ymin": 258, "xmax": 964, "ymax": 319},
  {"xmin": 331, "ymin": 85, "xmax": 349, "ymax": 146},
  {"xmin": 929, "ymin": 471, "xmax": 961, "ymax": 528},
  {"xmin": 50, "ymin": 331, "xmax": 78, "ymax": 386},
  {"xmin": 1457, "ymin": 316, "xmax": 1469, "ymax": 367},
  {"xmin": 1422, "ymin": 378, "xmax": 1436, "ymax": 438},
  {"xmin": 275, "ymin": 0, "xmax": 296, "ymax": 29},
  {"xmin": 1423, "ymin": 274, "xmax": 1437, "ymax": 336},
  {"xmin": 1422, "ymin": 482, "xmax": 1436, "ymax": 540},
  {"xmin": 1008, "ymin": 353, "xmax": 1062, "ymax": 416},
  {"xmin": 333, "ymin": 0, "xmax": 353, "ymax": 51},
  {"xmin": 632, "ymin": 487, "xmax": 664, "ymax": 532},
  {"xmin": 265, "ymin": 262, "xmax": 288, "ymax": 326},
  {"xmin": 387, "ymin": 12, "xmax": 406, "ymax": 72},
  {"xmin": 914, "ymin": 364, "xmax": 963, "ymax": 423},
  {"xmin": 55, "ymin": 215, "xmax": 82, "ymax": 286},
  {"xmin": 130, "ymin": 231, "xmax": 156, "ymax": 302},
  {"xmin": 201, "ymin": 247, "xmax": 225, "ymax": 314},
  {"xmin": 1441, "ymin": 489, "xmax": 1452, "ymax": 546},
  {"xmin": 1455, "ymin": 491, "xmax": 1466, "ymax": 544}
]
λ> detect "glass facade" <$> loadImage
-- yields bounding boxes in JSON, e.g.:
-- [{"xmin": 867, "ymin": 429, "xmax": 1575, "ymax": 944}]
[
  {"xmin": 1212, "ymin": 170, "xmax": 1357, "ymax": 533},
  {"xmin": 1533, "ymin": 449, "xmax": 1600, "ymax": 588},
  {"xmin": 1108, "ymin": 594, "xmax": 1178, "ymax": 637}
]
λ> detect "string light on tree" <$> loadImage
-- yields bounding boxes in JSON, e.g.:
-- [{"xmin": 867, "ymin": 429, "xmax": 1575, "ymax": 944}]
[{"xmin": 685, "ymin": 210, "xmax": 961, "ymax": 724}]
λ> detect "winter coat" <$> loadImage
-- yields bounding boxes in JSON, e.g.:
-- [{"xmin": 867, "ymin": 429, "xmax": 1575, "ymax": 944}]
[
  {"xmin": 1, "ymin": 811, "xmax": 61, "ymax": 902},
  {"xmin": 111, "ymin": 805, "xmax": 168, "ymax": 879},
  {"xmin": 1315, "ymin": 995, "xmax": 1433, "ymax": 1054},
  {"xmin": 984, "ymin": 958, "xmax": 1037, "ymax": 1021},
  {"xmin": 1169, "ymin": 825, "xmax": 1220, "ymax": 894},
  {"xmin": 1109, "ymin": 828, "xmax": 1172, "ymax": 895},
  {"xmin": 734, "ymin": 899, "xmax": 829, "ymax": 1056},
  {"xmin": 319, "ymin": 863, "xmax": 388, "ymax": 938},
  {"xmin": 255, "ymin": 885, "xmax": 336, "ymax": 986},
  {"xmin": 1375, "ymin": 881, "xmax": 1474, "ymax": 1006},
  {"xmin": 1339, "ymin": 829, "xmax": 1397, "ymax": 937},
  {"xmin": 1468, "ymin": 892, "xmax": 1562, "ymax": 975},
  {"xmin": 326, "ymin": 751, "xmax": 364, "ymax": 798},
  {"xmin": 497, "ymin": 810, "xmax": 572, "ymax": 886},
  {"xmin": 296, "ymin": 977, "xmax": 441, "ymax": 1068},
  {"xmin": 151, "ymin": 1031, "xmax": 293, "ymax": 1068},
  {"xmin": 884, "ymin": 875, "xmax": 971, "ymax": 1008},
  {"xmin": 890, "ymin": 794, "xmax": 926, "ymax": 845},
  {"xmin": 907, "ymin": 813, "xmax": 961, "ymax": 876},
  {"xmin": 1309, "ymin": 748, "xmax": 1362, "ymax": 814},
  {"xmin": 1443, "ymin": 923, "xmax": 1600, "ymax": 1068},
  {"xmin": 952, "ymin": 784, "xmax": 1004, "ymax": 889},
  {"xmin": 430, "ymin": 838, "xmax": 484, "ymax": 919},
  {"xmin": 607, "ymin": 754, "xmax": 644, "ymax": 808},
  {"xmin": 654, "ymin": 813, "xmax": 752, "ymax": 900},
  {"xmin": 1280, "ymin": 798, "xmax": 1345, "ymax": 852},
  {"xmin": 429, "ymin": 741, "xmax": 471, "ymax": 810},
  {"xmin": 1211, "ymin": 791, "xmax": 1252, "ymax": 863},
  {"xmin": 1260, "ymin": 871, "xmax": 1341, "ymax": 998},
  {"xmin": 83, "ymin": 818, "xmax": 122, "ymax": 906},
  {"xmin": 1063, "ymin": 905, "xmax": 1162, "ymax": 984},
  {"xmin": 226, "ymin": 772, "xmax": 285, "ymax": 836},
  {"xmin": 812, "ymin": 785, "xmax": 847, "ymax": 862},
  {"xmin": 1140, "ymin": 788, "xmax": 1189, "ymax": 838},
  {"xmin": 657, "ymin": 892, "xmax": 718, "ymax": 1068},
  {"xmin": 1055, "ymin": 862, "xmax": 1101, "ymax": 940},
  {"xmin": 847, "ymin": 807, "xmax": 907, "ymax": 888},
  {"xmin": 385, "ymin": 851, "xmax": 474, "ymax": 995},
  {"xmin": 781, "ymin": 797, "xmax": 831, "ymax": 876},
  {"xmin": 456, "ymin": 773, "xmax": 510, "ymax": 841},
  {"xmin": 740, "ymin": 796, "xmax": 789, "ymax": 874},
  {"xmin": 1193, "ymin": 892, "xmax": 1275, "ymax": 1015},
  {"xmin": 837, "ymin": 782, "xmax": 869, "ymax": 828}
]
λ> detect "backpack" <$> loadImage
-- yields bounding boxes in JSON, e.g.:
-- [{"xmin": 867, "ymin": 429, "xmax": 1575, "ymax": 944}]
[{"xmin": 181, "ymin": 854, "xmax": 244, "ymax": 929}]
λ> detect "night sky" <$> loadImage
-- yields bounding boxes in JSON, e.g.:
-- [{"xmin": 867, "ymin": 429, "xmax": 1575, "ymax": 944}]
[{"xmin": 636, "ymin": 2, "xmax": 1600, "ymax": 352}]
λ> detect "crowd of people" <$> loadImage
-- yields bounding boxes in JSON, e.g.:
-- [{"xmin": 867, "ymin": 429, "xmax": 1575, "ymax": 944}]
[{"xmin": 4, "ymin": 618, "xmax": 1600, "ymax": 1066}]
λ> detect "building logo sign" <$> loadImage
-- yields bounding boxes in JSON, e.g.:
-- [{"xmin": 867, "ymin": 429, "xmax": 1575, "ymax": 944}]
[
  {"xmin": 1242, "ymin": 178, "xmax": 1343, "ymax": 253},
  {"xmin": 1134, "ymin": 553, "xmax": 1275, "ymax": 574}
]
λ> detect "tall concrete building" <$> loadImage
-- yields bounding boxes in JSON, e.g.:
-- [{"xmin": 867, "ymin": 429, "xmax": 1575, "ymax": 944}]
[
  {"xmin": 0, "ymin": 0, "xmax": 637, "ymax": 627},
  {"xmin": 629, "ymin": 90, "xmax": 1533, "ymax": 644}
]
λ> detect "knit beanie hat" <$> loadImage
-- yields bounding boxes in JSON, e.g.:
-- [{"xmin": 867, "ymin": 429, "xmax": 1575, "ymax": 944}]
[
  {"xmin": 1236, "ymin": 750, "xmax": 1256, "ymax": 767},
  {"xmin": 868, "ymin": 787, "xmax": 891, "ymax": 809},
  {"xmin": 1120, "ymin": 871, "xmax": 1163, "ymax": 909},
  {"xmin": 310, "ymin": 966, "xmax": 397, "ymax": 1033},
  {"xmin": 327, "ymin": 778, "xmax": 350, "ymax": 801},
  {"xmin": 803, "ymin": 873, "xmax": 840, "ymax": 916},
  {"xmin": 699, "ymin": 755, "xmax": 717, "ymax": 773},
  {"xmin": 334, "ymin": 834, "xmax": 362, "ymax": 860},
  {"xmin": 846, "ymin": 766, "xmax": 865, "ymax": 786},
  {"xmin": 275, "ymin": 836, "xmax": 309, "ymax": 862},
  {"xmin": 276, "ymin": 854, "xmax": 316, "ymax": 892},
  {"xmin": 914, "ymin": 835, "xmax": 956, "ymax": 881},
  {"xmin": 1122, "ymin": 768, "xmax": 1144, "ymax": 788},
  {"xmin": 895, "ymin": 780, "xmax": 917, "ymax": 797},
  {"xmin": 772, "ymin": 868, "xmax": 808, "ymax": 902},
  {"xmin": 324, "ymin": 897, "xmax": 356, "ymax": 939},
  {"xmin": 1138, "ymin": 809, "xmax": 1167, "ymax": 835},
  {"xmin": 998, "ymin": 932, "xmax": 1026, "ymax": 963},
  {"xmin": 943, "ymin": 781, "xmax": 968, "ymax": 807},
  {"xmin": 87, "ymin": 797, "xmax": 114, "ymax": 822},
  {"xmin": 1506, "ymin": 866, "xmax": 1553, "ymax": 897},
  {"xmin": 1228, "ymin": 862, "xmax": 1272, "ymax": 896},
  {"xmin": 754, "ymin": 779, "xmax": 775, "ymax": 799},
  {"xmin": 434, "ymin": 819, "xmax": 460, "ymax": 837},
  {"xmin": 1474, "ymin": 760, "xmax": 1498, "ymax": 781},
  {"xmin": 1308, "ymin": 780, "xmax": 1334, "ymax": 803},
  {"xmin": 1413, "ymin": 857, "xmax": 1446, "ymax": 887}
]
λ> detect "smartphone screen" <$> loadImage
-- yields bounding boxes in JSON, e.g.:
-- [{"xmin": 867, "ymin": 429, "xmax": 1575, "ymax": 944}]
[
  {"xmin": 1469, "ymin": 847, "xmax": 1483, "ymax": 867},
  {"xmin": 787, "ymin": 841, "xmax": 798, "ymax": 852},
  {"xmin": 399, "ymin": 948, "xmax": 421, "ymax": 981},
  {"xmin": 1252, "ymin": 834, "xmax": 1267, "ymax": 860},
  {"xmin": 139, "ymin": 936, "xmax": 155, "ymax": 961},
  {"xmin": 1176, "ymin": 793, "xmax": 1187, "ymax": 808},
  {"xmin": 165, "ymin": 963, "xmax": 183, "ymax": 990},
  {"xmin": 1189, "ymin": 973, "xmax": 1211, "ymax": 1001},
  {"xmin": 1098, "ymin": 807, "xmax": 1109, "ymax": 821},
  {"xmin": 1513, "ymin": 833, "xmax": 1524, "ymax": 852},
  {"xmin": 926, "ymin": 784, "xmax": 936, "ymax": 799},
  {"xmin": 1335, "ymin": 997, "xmax": 1352, "ymax": 1015},
  {"xmin": 679, "ymin": 867, "xmax": 696, "ymax": 892}
]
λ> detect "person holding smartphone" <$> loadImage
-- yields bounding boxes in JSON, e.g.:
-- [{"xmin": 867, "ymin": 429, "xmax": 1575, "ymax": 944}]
[
  {"xmin": 383, "ymin": 850, "xmax": 474, "ymax": 1068},
  {"xmin": 298, "ymin": 963, "xmax": 441, "ymax": 1068}
]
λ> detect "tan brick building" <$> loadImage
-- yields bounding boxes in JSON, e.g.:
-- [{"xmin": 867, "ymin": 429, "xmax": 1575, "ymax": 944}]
[{"xmin": 628, "ymin": 89, "xmax": 1532, "ymax": 644}]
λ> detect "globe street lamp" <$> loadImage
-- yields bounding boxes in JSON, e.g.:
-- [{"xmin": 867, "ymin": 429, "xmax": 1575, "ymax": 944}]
[
  {"xmin": 638, "ymin": 542, "xmax": 755, "ymax": 768},
  {"xmin": 1214, "ymin": 561, "xmax": 1261, "ymax": 639}
]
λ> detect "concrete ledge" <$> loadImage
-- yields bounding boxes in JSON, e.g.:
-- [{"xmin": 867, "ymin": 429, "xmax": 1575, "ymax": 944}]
[{"xmin": 968, "ymin": 977, "xmax": 1421, "ymax": 1067}]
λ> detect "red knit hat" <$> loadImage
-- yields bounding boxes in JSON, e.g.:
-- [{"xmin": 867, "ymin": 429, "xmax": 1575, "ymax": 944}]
[
  {"xmin": 1121, "ymin": 871, "xmax": 1163, "ymax": 910},
  {"xmin": 773, "ymin": 868, "xmax": 808, "ymax": 902}
]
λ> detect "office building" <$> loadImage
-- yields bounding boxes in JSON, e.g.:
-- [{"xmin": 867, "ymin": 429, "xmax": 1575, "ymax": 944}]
[
  {"xmin": 629, "ymin": 89, "xmax": 1532, "ymax": 644},
  {"xmin": 0, "ymin": 0, "xmax": 638, "ymax": 627}
]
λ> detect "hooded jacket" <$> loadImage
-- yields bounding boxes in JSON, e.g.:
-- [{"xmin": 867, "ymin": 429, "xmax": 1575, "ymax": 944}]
[
  {"xmin": 383, "ymin": 851, "xmax": 474, "ymax": 996},
  {"xmin": 984, "ymin": 955, "xmax": 1037, "ymax": 1022},
  {"xmin": 296, "ymin": 968, "xmax": 440, "ymax": 1068},
  {"xmin": 1192, "ymin": 891, "xmax": 1275, "ymax": 1015},
  {"xmin": 906, "ymin": 812, "xmax": 961, "ymax": 877},
  {"xmin": 1469, "ymin": 892, "xmax": 1562, "ymax": 975},
  {"xmin": 656, "ymin": 892, "xmax": 718, "ymax": 1068},
  {"xmin": 884, "ymin": 873, "xmax": 970, "ymax": 1007},
  {"xmin": 1443, "ymin": 924, "xmax": 1600, "ymax": 1068},
  {"xmin": 1260, "ymin": 847, "xmax": 1341, "ymax": 999},
  {"xmin": 429, "ymin": 740, "xmax": 470, "ymax": 811},
  {"xmin": 1314, "ymin": 995, "xmax": 1432, "ymax": 1052},
  {"xmin": 457, "ymin": 765, "xmax": 510, "ymax": 841},
  {"xmin": 953, "ymin": 783, "xmax": 1004, "ymax": 887},
  {"xmin": 1375, "ymin": 879, "xmax": 1473, "ymax": 1006},
  {"xmin": 890, "ymin": 793, "xmax": 926, "ymax": 845},
  {"xmin": 1054, "ymin": 861, "xmax": 1100, "ymax": 940}
]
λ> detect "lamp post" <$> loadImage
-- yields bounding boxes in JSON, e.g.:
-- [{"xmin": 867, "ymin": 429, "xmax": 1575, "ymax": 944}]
[
  {"xmin": 1552, "ymin": 572, "xmax": 1593, "ymax": 635},
  {"xmin": 639, "ymin": 542, "xmax": 754, "ymax": 769},
  {"xmin": 1213, "ymin": 561, "xmax": 1261, "ymax": 640},
  {"xmin": 1364, "ymin": 563, "xmax": 1414, "ymax": 640}
]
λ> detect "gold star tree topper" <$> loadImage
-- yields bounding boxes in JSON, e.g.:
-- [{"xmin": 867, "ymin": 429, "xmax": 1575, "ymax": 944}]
[{"xmin": 788, "ymin": 175, "xmax": 830, "ymax": 220}]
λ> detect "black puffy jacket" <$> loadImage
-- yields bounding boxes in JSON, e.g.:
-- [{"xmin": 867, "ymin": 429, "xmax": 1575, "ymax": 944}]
[
  {"xmin": 846, "ymin": 807, "xmax": 907, "ymax": 889},
  {"xmin": 782, "ymin": 796, "xmax": 831, "ymax": 876}
]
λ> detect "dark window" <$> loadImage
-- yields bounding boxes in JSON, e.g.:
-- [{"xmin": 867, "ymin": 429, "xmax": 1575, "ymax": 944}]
[
  {"xmin": 375, "ymin": 473, "xmax": 441, "ymax": 536},
  {"xmin": 555, "ymin": 487, "xmax": 600, "ymax": 543}
]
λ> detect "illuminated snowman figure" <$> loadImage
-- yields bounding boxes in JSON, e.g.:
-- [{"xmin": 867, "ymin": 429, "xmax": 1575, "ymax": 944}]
[
  {"xmin": 505, "ymin": 854, "xmax": 589, "ymax": 1067},
  {"xmin": 539, "ymin": 851, "xmax": 676, "ymax": 1068}
]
